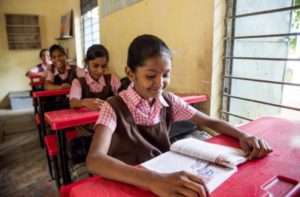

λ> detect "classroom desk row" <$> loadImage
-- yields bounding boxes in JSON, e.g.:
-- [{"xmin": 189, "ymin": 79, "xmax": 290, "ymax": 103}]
[
  {"xmin": 32, "ymin": 88, "xmax": 207, "ymax": 185},
  {"xmin": 61, "ymin": 116, "xmax": 300, "ymax": 197}
]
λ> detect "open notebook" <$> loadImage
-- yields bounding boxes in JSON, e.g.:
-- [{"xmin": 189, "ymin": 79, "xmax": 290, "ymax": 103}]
[{"xmin": 141, "ymin": 138, "xmax": 247, "ymax": 192}]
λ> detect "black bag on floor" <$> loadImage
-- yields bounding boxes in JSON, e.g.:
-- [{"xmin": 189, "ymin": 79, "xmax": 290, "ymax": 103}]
[{"xmin": 69, "ymin": 135, "xmax": 93, "ymax": 165}]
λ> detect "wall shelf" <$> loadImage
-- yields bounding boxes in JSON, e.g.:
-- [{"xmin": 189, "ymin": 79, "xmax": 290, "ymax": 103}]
[
  {"xmin": 5, "ymin": 14, "xmax": 41, "ymax": 50},
  {"xmin": 55, "ymin": 36, "xmax": 73, "ymax": 40}
]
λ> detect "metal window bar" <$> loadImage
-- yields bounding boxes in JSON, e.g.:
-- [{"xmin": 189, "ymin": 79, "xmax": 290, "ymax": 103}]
[
  {"xmin": 224, "ymin": 57, "xmax": 300, "ymax": 61},
  {"xmin": 221, "ymin": 111, "xmax": 253, "ymax": 122},
  {"xmin": 223, "ymin": 94, "xmax": 300, "ymax": 112},
  {"xmin": 222, "ymin": 1, "xmax": 300, "ymax": 122},
  {"xmin": 222, "ymin": 0, "xmax": 237, "ymax": 121},
  {"xmin": 227, "ymin": 5, "xmax": 300, "ymax": 19},
  {"xmin": 225, "ymin": 32, "xmax": 300, "ymax": 40},
  {"xmin": 223, "ymin": 75, "xmax": 300, "ymax": 87},
  {"xmin": 81, "ymin": 8, "xmax": 99, "ymax": 56}
]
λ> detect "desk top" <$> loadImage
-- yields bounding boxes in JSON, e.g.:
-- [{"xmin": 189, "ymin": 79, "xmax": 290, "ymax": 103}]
[
  {"xmin": 32, "ymin": 89, "xmax": 70, "ymax": 98},
  {"xmin": 29, "ymin": 81, "xmax": 45, "ymax": 86},
  {"xmin": 45, "ymin": 94, "xmax": 207, "ymax": 130},
  {"xmin": 45, "ymin": 108, "xmax": 99, "ymax": 130},
  {"xmin": 176, "ymin": 94, "xmax": 207, "ymax": 104},
  {"xmin": 27, "ymin": 73, "xmax": 43, "ymax": 79},
  {"xmin": 68, "ymin": 116, "xmax": 300, "ymax": 197}
]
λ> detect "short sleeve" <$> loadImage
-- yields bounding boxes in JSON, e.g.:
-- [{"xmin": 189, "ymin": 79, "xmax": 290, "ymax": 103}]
[
  {"xmin": 110, "ymin": 74, "xmax": 121, "ymax": 95},
  {"xmin": 168, "ymin": 93, "xmax": 197, "ymax": 121},
  {"xmin": 76, "ymin": 67, "xmax": 85, "ymax": 78},
  {"xmin": 69, "ymin": 79, "xmax": 82, "ymax": 100},
  {"xmin": 29, "ymin": 66, "xmax": 40, "ymax": 73},
  {"xmin": 95, "ymin": 101, "xmax": 117, "ymax": 131}
]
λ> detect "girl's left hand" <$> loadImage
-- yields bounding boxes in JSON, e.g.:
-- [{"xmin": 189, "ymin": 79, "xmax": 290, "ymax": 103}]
[{"xmin": 239, "ymin": 134, "xmax": 273, "ymax": 160}]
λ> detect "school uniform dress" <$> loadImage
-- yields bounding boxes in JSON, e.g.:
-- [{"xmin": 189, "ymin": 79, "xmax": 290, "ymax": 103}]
[
  {"xmin": 46, "ymin": 64, "xmax": 85, "ymax": 85},
  {"xmin": 95, "ymin": 86, "xmax": 197, "ymax": 165},
  {"xmin": 30, "ymin": 62, "xmax": 46, "ymax": 73},
  {"xmin": 69, "ymin": 72, "xmax": 121, "ymax": 101},
  {"xmin": 69, "ymin": 73, "xmax": 121, "ymax": 133},
  {"xmin": 44, "ymin": 64, "xmax": 85, "ymax": 110}
]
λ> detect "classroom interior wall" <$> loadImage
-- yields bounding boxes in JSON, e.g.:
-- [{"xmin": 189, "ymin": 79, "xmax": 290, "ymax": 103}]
[
  {"xmin": 100, "ymin": 0, "xmax": 215, "ymax": 115},
  {"xmin": 0, "ymin": 0, "xmax": 226, "ymax": 119},
  {"xmin": 0, "ymin": 0, "xmax": 79, "ymax": 107},
  {"xmin": 211, "ymin": 0, "xmax": 226, "ymax": 118}
]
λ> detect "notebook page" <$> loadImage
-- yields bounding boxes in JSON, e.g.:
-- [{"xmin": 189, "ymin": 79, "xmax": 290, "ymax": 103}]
[
  {"xmin": 170, "ymin": 138, "xmax": 247, "ymax": 169},
  {"xmin": 141, "ymin": 151, "xmax": 237, "ymax": 193}
]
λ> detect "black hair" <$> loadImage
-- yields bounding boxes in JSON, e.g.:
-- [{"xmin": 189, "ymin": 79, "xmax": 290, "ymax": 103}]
[
  {"xmin": 39, "ymin": 48, "xmax": 49, "ymax": 58},
  {"xmin": 127, "ymin": 34, "xmax": 171, "ymax": 72},
  {"xmin": 49, "ymin": 44, "xmax": 67, "ymax": 57},
  {"xmin": 85, "ymin": 44, "xmax": 109, "ymax": 62}
]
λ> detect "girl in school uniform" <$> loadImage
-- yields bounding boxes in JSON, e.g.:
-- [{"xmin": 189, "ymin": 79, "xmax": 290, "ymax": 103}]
[
  {"xmin": 44, "ymin": 44, "xmax": 84, "ymax": 110},
  {"xmin": 69, "ymin": 44, "xmax": 121, "ymax": 135},
  {"xmin": 69, "ymin": 44, "xmax": 121, "ymax": 111},
  {"xmin": 86, "ymin": 35, "xmax": 272, "ymax": 197},
  {"xmin": 44, "ymin": 44, "xmax": 85, "ymax": 90},
  {"xmin": 26, "ymin": 48, "xmax": 52, "ymax": 77}
]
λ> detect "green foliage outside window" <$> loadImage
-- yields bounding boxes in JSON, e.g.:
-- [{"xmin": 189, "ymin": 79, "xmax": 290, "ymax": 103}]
[{"xmin": 290, "ymin": 0, "xmax": 300, "ymax": 51}]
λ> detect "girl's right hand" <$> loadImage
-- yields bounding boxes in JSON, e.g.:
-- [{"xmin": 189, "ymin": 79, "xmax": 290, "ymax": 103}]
[
  {"xmin": 149, "ymin": 171, "xmax": 209, "ymax": 197},
  {"xmin": 83, "ymin": 98, "xmax": 104, "ymax": 110}
]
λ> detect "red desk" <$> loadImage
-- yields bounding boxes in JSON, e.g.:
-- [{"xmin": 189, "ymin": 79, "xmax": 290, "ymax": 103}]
[
  {"xmin": 44, "ymin": 94, "xmax": 207, "ymax": 130},
  {"xmin": 66, "ymin": 116, "xmax": 300, "ymax": 197},
  {"xmin": 32, "ymin": 89, "xmax": 70, "ymax": 148},
  {"xmin": 45, "ymin": 108, "xmax": 99, "ymax": 130},
  {"xmin": 27, "ymin": 73, "xmax": 44, "ymax": 83},
  {"xmin": 44, "ymin": 107, "xmax": 98, "ymax": 185},
  {"xmin": 29, "ymin": 81, "xmax": 45, "ymax": 87},
  {"xmin": 46, "ymin": 94, "xmax": 207, "ymax": 185},
  {"xmin": 32, "ymin": 89, "xmax": 70, "ymax": 98},
  {"xmin": 176, "ymin": 94, "xmax": 207, "ymax": 104}
]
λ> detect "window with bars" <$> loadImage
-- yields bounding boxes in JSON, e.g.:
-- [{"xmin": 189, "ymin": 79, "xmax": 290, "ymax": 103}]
[
  {"xmin": 222, "ymin": 0, "xmax": 300, "ymax": 124},
  {"xmin": 80, "ymin": 0, "xmax": 99, "ymax": 56}
]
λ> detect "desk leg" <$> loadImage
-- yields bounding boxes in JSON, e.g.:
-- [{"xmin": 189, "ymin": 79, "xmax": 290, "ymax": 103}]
[
  {"xmin": 33, "ymin": 96, "xmax": 43, "ymax": 147},
  {"xmin": 57, "ymin": 129, "xmax": 71, "ymax": 184},
  {"xmin": 37, "ymin": 97, "xmax": 45, "ymax": 148}
]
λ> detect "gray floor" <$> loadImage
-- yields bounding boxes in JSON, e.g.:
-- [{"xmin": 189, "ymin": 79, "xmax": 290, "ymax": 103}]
[{"xmin": 0, "ymin": 109, "xmax": 59, "ymax": 197}]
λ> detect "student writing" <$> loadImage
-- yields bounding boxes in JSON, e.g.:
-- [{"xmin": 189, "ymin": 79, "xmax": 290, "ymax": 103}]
[{"xmin": 86, "ymin": 35, "xmax": 272, "ymax": 197}]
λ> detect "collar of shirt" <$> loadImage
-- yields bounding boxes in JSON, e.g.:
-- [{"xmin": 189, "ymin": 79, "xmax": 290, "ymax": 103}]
[
  {"xmin": 86, "ymin": 73, "xmax": 106, "ymax": 86},
  {"xmin": 54, "ymin": 64, "xmax": 71, "ymax": 75},
  {"xmin": 124, "ymin": 86, "xmax": 169, "ymax": 108}
]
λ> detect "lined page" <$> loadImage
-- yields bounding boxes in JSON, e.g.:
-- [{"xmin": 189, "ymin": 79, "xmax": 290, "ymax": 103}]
[
  {"xmin": 141, "ymin": 151, "xmax": 237, "ymax": 193},
  {"xmin": 170, "ymin": 138, "xmax": 247, "ymax": 169}
]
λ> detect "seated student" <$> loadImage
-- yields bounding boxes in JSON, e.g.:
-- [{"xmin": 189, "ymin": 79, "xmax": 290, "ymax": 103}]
[
  {"xmin": 44, "ymin": 44, "xmax": 84, "ymax": 110},
  {"xmin": 69, "ymin": 44, "xmax": 121, "ymax": 135},
  {"xmin": 26, "ymin": 48, "xmax": 52, "ymax": 77},
  {"xmin": 86, "ymin": 35, "xmax": 272, "ymax": 197},
  {"xmin": 69, "ymin": 44, "xmax": 121, "ymax": 111},
  {"xmin": 44, "ymin": 44, "xmax": 85, "ymax": 90}
]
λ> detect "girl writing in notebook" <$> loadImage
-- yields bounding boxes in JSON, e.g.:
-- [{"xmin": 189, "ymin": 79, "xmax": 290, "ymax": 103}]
[
  {"xmin": 86, "ymin": 34, "xmax": 272, "ymax": 197},
  {"xmin": 69, "ymin": 44, "xmax": 121, "ymax": 111}
]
